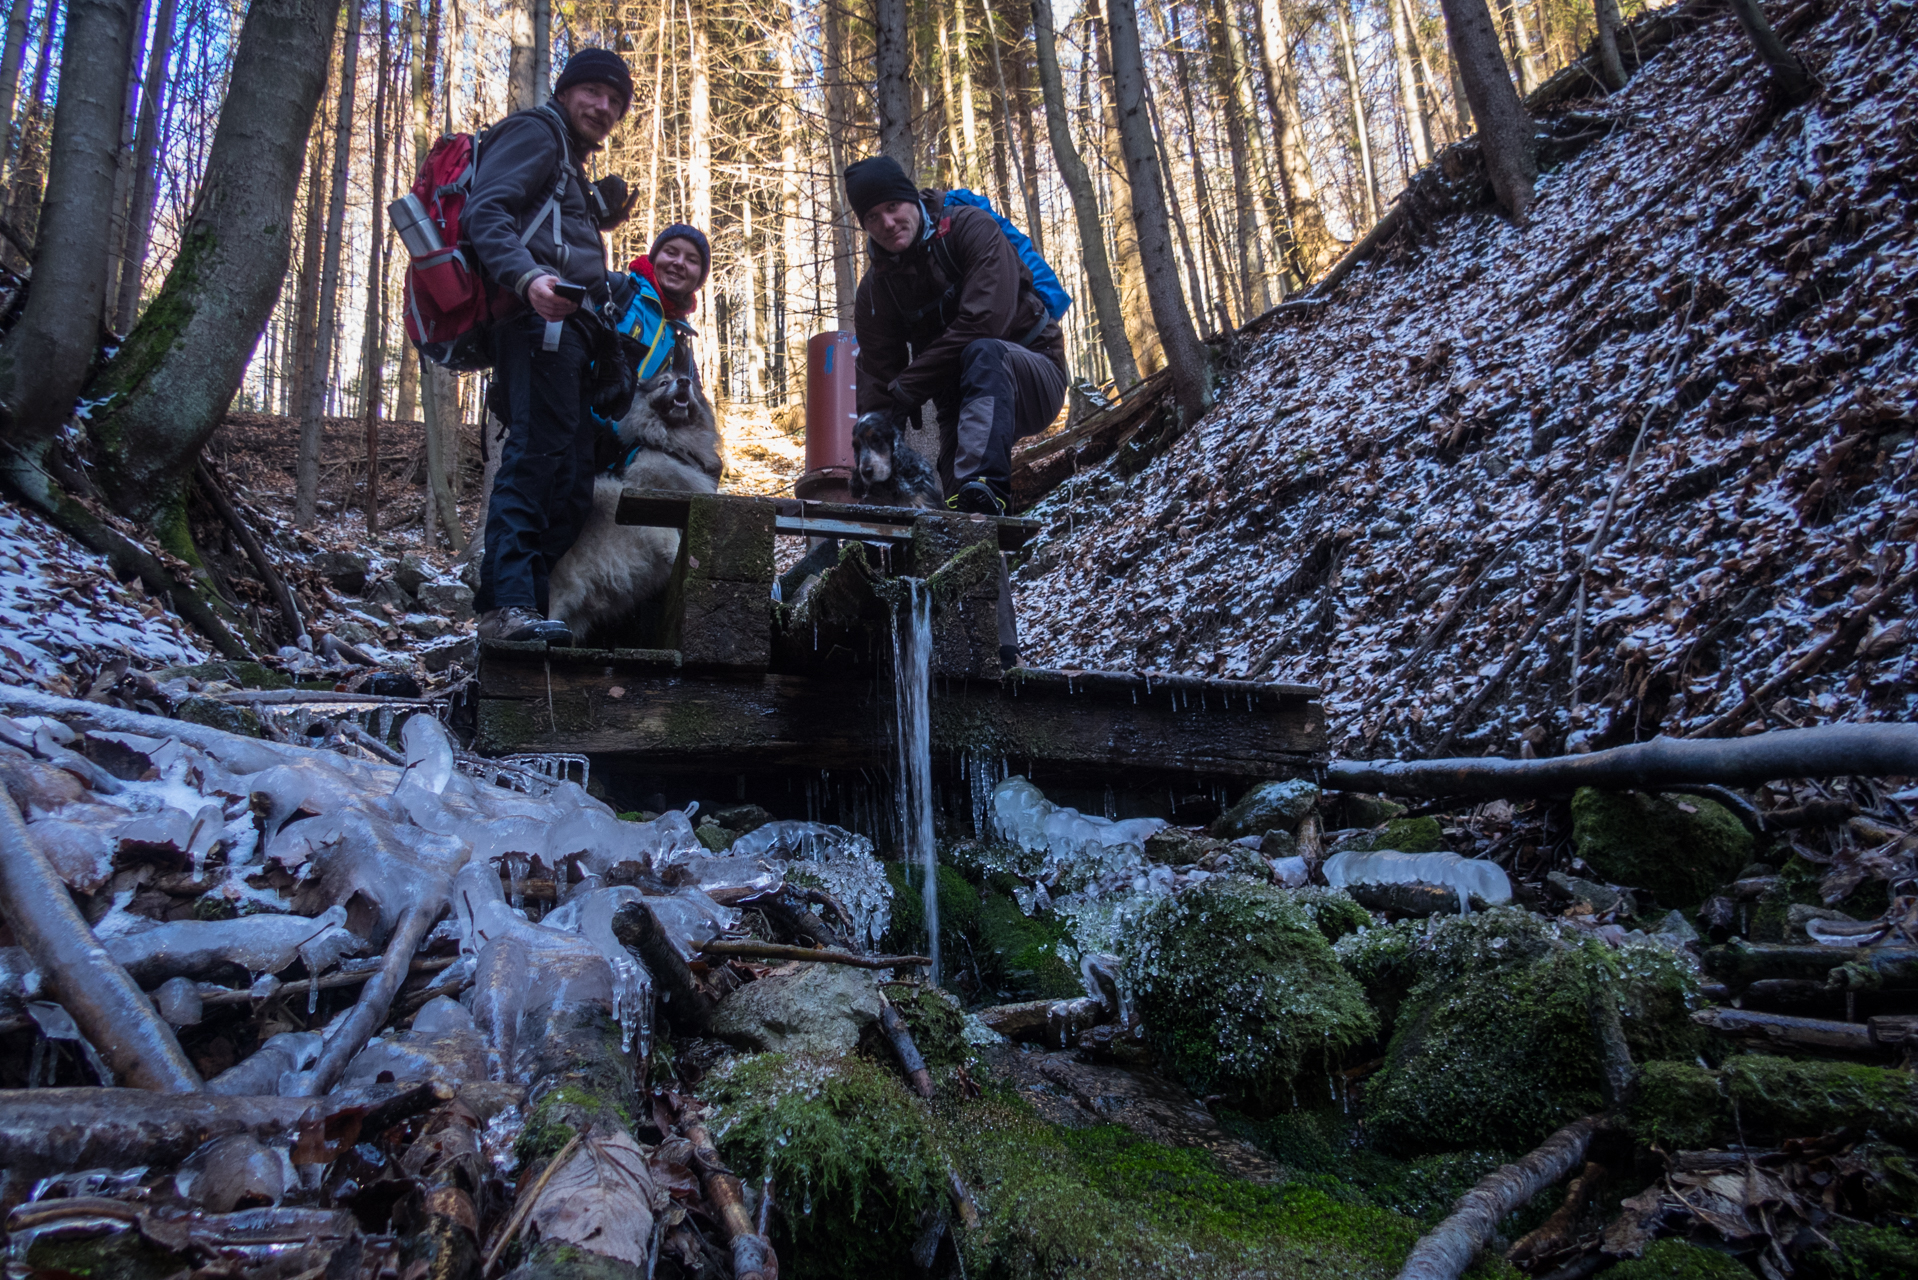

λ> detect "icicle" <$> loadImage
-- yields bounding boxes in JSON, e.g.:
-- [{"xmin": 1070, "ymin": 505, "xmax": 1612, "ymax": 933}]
[
  {"xmin": 891, "ymin": 578, "xmax": 938, "ymax": 986},
  {"xmin": 308, "ymin": 982, "xmax": 320, "ymax": 1016},
  {"xmin": 507, "ymin": 856, "xmax": 526, "ymax": 910}
]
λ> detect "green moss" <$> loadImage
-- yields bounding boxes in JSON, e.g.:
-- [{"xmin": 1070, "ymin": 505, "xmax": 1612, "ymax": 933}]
[
  {"xmin": 1752, "ymin": 854, "xmax": 1890, "ymax": 942},
  {"xmin": 695, "ymin": 822, "xmax": 733, "ymax": 851},
  {"xmin": 193, "ymin": 894, "xmax": 238, "ymax": 921},
  {"xmin": 1363, "ymin": 910, "xmax": 1698, "ymax": 1154},
  {"xmin": 153, "ymin": 660, "xmax": 291, "ymax": 690},
  {"xmin": 173, "ymin": 695, "xmax": 263, "ymax": 738},
  {"xmin": 1289, "ymin": 886, "xmax": 1372, "ymax": 942},
  {"xmin": 924, "ymin": 537, "xmax": 1001, "ymax": 609},
  {"xmin": 708, "ymin": 1052, "xmax": 942, "ymax": 1279},
  {"xmin": 1570, "ymin": 788, "xmax": 1754, "ymax": 907},
  {"xmin": 515, "ymin": 1055, "xmax": 637, "ymax": 1166},
  {"xmin": 975, "ymin": 888, "xmax": 1082, "ymax": 1000},
  {"xmin": 1723, "ymin": 1055, "xmax": 1918, "ymax": 1145},
  {"xmin": 1335, "ymin": 917, "xmax": 1425, "ymax": 1027},
  {"xmin": 1372, "ymin": 816, "xmax": 1448, "ymax": 853},
  {"xmin": 1123, "ymin": 879, "xmax": 1377, "ymax": 1107},
  {"xmin": 1630, "ymin": 1060, "xmax": 1728, "ymax": 1150},
  {"xmin": 24, "ymin": 1228, "xmax": 187, "ymax": 1280},
  {"xmin": 882, "ymin": 982, "xmax": 970, "ymax": 1070},
  {"xmin": 882, "ymin": 859, "xmax": 981, "ymax": 961},
  {"xmin": 1609, "ymin": 1238, "xmax": 1752, "ymax": 1280},
  {"xmin": 1799, "ymin": 1223, "xmax": 1918, "ymax": 1280}
]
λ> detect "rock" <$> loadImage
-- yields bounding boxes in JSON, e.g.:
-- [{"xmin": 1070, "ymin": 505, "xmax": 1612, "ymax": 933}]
[
  {"xmin": 1629, "ymin": 1055, "xmax": 1918, "ymax": 1150},
  {"xmin": 1121, "ymin": 878, "xmax": 1376, "ymax": 1107},
  {"xmin": 1257, "ymin": 828, "xmax": 1298, "ymax": 859},
  {"xmin": 393, "ymin": 555, "xmax": 431, "ymax": 596},
  {"xmin": 708, "ymin": 963, "xmax": 884, "ymax": 1053},
  {"xmin": 694, "ymin": 822, "xmax": 734, "ymax": 851},
  {"xmin": 401, "ymin": 613, "xmax": 451, "ymax": 639},
  {"xmin": 365, "ymin": 578, "xmax": 416, "ymax": 612},
  {"xmin": 174, "ymin": 696, "xmax": 263, "ymax": 738},
  {"xmin": 974, "ymin": 888, "xmax": 1078, "ymax": 1001},
  {"xmin": 329, "ymin": 618, "xmax": 380, "ymax": 646},
  {"xmin": 712, "ymin": 803, "xmax": 775, "ymax": 836},
  {"xmin": 1144, "ymin": 827, "xmax": 1226, "ymax": 864},
  {"xmin": 1570, "ymin": 788, "xmax": 1754, "ymax": 907},
  {"xmin": 1341, "ymin": 815, "xmax": 1447, "ymax": 854},
  {"xmin": 312, "ymin": 550, "xmax": 369, "ymax": 594},
  {"xmin": 1208, "ymin": 778, "xmax": 1320, "ymax": 839},
  {"xmin": 152, "ymin": 660, "xmax": 290, "ymax": 691},
  {"xmin": 417, "ymin": 580, "xmax": 475, "ymax": 621},
  {"xmin": 357, "ymin": 670, "xmax": 422, "ymax": 697},
  {"xmin": 1546, "ymin": 870, "xmax": 1637, "ymax": 917},
  {"xmin": 458, "ymin": 559, "xmax": 481, "ymax": 593},
  {"xmin": 421, "ymin": 636, "xmax": 476, "ymax": 674}
]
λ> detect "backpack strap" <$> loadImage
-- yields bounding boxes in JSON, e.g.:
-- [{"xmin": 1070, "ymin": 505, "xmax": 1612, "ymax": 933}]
[
  {"xmin": 911, "ymin": 214, "xmax": 1050, "ymax": 349},
  {"xmin": 493, "ymin": 104, "xmax": 577, "ymax": 275}
]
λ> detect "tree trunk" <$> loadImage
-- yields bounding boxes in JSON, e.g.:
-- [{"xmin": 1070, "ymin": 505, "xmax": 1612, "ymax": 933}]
[
  {"xmin": 688, "ymin": 2, "xmax": 713, "ymax": 384},
  {"xmin": 778, "ymin": 0, "xmax": 800, "ymax": 402},
  {"xmin": 102, "ymin": 0, "xmax": 150, "ymax": 327},
  {"xmin": 1593, "ymin": 0, "xmax": 1627, "ymax": 92},
  {"xmin": 1090, "ymin": 5, "xmax": 1160, "ymax": 376},
  {"xmin": 1391, "ymin": 0, "xmax": 1434, "ymax": 166},
  {"xmin": 1727, "ymin": 0, "xmax": 1813, "ymax": 103},
  {"xmin": 2, "ymin": 8, "xmax": 56, "ymax": 273},
  {"xmin": 0, "ymin": 0, "xmax": 32, "ymax": 181},
  {"xmin": 643, "ymin": 0, "xmax": 665, "ymax": 234},
  {"xmin": 1209, "ymin": 0, "xmax": 1271, "ymax": 314},
  {"xmin": 293, "ymin": 0, "xmax": 360, "ymax": 527},
  {"xmin": 875, "ymin": 0, "xmax": 911, "ymax": 168},
  {"xmin": 83, "ymin": 0, "xmax": 343, "ymax": 542},
  {"xmin": 1252, "ymin": 0, "xmax": 1335, "ymax": 283},
  {"xmin": 287, "ymin": 131, "xmax": 327, "ymax": 469},
  {"xmin": 110, "ymin": 0, "xmax": 175, "ymax": 332},
  {"xmin": 1439, "ymin": 0, "xmax": 1536, "ymax": 220},
  {"xmin": 531, "ymin": 0, "xmax": 549, "ymax": 96},
  {"xmin": 955, "ymin": 0, "xmax": 980, "ymax": 187},
  {"xmin": 1402, "ymin": 0, "xmax": 1457, "ymax": 145},
  {"xmin": 508, "ymin": 0, "xmax": 534, "ymax": 115},
  {"xmin": 823, "ymin": 0, "xmax": 858, "ymax": 322},
  {"xmin": 361, "ymin": 2, "xmax": 392, "ymax": 534},
  {"xmin": 1003, "ymin": 15, "xmax": 1046, "ymax": 257},
  {"xmin": 1335, "ymin": 0, "xmax": 1380, "ymax": 227},
  {"xmin": 1143, "ymin": 84, "xmax": 1209, "ymax": 335},
  {"xmin": 1030, "ymin": 0, "xmax": 1138, "ymax": 389},
  {"xmin": 1168, "ymin": 7, "xmax": 1237, "ymax": 324},
  {"xmin": 1102, "ymin": 0, "xmax": 1208, "ymax": 422},
  {"xmin": 0, "ymin": 0, "xmax": 139, "ymax": 455},
  {"xmin": 1506, "ymin": 0, "xmax": 1543, "ymax": 95},
  {"xmin": 411, "ymin": 0, "xmax": 461, "ymax": 549}
]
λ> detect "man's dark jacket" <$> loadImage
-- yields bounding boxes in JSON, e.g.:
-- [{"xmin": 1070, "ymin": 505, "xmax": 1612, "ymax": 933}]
[
  {"xmin": 465, "ymin": 99, "xmax": 608, "ymax": 305},
  {"xmin": 854, "ymin": 189, "xmax": 1067, "ymax": 414}
]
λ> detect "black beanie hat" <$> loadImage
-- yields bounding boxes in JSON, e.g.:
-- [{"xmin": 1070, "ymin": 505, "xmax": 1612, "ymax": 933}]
[
  {"xmin": 554, "ymin": 48, "xmax": 633, "ymax": 109},
  {"xmin": 844, "ymin": 156, "xmax": 922, "ymax": 222},
  {"xmin": 651, "ymin": 224, "xmax": 711, "ymax": 289}
]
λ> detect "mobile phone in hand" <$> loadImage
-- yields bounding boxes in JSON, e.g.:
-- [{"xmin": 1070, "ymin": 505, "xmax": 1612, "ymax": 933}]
[{"xmin": 550, "ymin": 280, "xmax": 589, "ymax": 303}]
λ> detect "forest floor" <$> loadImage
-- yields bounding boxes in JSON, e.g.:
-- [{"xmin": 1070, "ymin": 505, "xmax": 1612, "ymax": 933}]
[{"xmin": 1013, "ymin": 0, "xmax": 1918, "ymax": 762}]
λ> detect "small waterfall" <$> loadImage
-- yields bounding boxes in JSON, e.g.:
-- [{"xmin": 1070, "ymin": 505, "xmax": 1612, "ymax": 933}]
[{"xmin": 891, "ymin": 578, "xmax": 938, "ymax": 985}]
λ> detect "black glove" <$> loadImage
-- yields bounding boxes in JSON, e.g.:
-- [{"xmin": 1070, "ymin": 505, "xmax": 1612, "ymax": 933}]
[{"xmin": 589, "ymin": 174, "xmax": 635, "ymax": 229}]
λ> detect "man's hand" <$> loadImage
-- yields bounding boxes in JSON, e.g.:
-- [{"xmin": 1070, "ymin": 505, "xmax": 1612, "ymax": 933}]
[{"xmin": 528, "ymin": 274, "xmax": 579, "ymax": 322}]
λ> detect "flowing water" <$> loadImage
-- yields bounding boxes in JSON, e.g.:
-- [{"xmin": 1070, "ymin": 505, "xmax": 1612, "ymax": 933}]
[{"xmin": 891, "ymin": 578, "xmax": 938, "ymax": 985}]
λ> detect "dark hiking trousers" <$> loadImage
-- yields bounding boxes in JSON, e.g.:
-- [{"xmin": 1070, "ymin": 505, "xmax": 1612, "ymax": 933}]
[
  {"xmin": 931, "ymin": 338, "xmax": 1068, "ymax": 500},
  {"xmin": 476, "ymin": 312, "xmax": 598, "ymax": 615},
  {"xmin": 929, "ymin": 338, "xmax": 1065, "ymax": 662}
]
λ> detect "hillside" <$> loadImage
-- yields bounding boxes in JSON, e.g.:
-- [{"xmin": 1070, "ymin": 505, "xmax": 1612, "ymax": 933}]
[{"xmin": 1014, "ymin": 0, "xmax": 1918, "ymax": 760}]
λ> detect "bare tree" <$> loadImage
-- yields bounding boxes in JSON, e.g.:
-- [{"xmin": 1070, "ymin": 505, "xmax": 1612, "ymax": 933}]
[
  {"xmin": 3, "ymin": 7, "xmax": 56, "ymax": 270},
  {"xmin": 360, "ymin": 0, "xmax": 392, "ymax": 534},
  {"xmin": 1440, "ymin": 0, "xmax": 1537, "ymax": 220},
  {"xmin": 0, "ymin": 0, "xmax": 35, "ymax": 180},
  {"xmin": 1089, "ymin": 3, "xmax": 1159, "ymax": 374},
  {"xmin": 1102, "ymin": 0, "xmax": 1208, "ymax": 421},
  {"xmin": 1334, "ymin": 0, "xmax": 1380, "ymax": 227},
  {"xmin": 1390, "ymin": 0, "xmax": 1434, "ymax": 167},
  {"xmin": 1593, "ymin": 0, "xmax": 1627, "ymax": 92},
  {"xmin": 1252, "ymin": 0, "xmax": 1334, "ymax": 282},
  {"xmin": 822, "ymin": 0, "xmax": 858, "ymax": 321},
  {"xmin": 1727, "ymin": 0, "xmax": 1813, "ymax": 103},
  {"xmin": 1208, "ymin": 0, "xmax": 1271, "ymax": 314},
  {"xmin": 1031, "ymin": 0, "xmax": 1138, "ymax": 389},
  {"xmin": 112, "ymin": 0, "xmax": 177, "ymax": 332},
  {"xmin": 874, "ymin": 0, "xmax": 910, "ymax": 167}
]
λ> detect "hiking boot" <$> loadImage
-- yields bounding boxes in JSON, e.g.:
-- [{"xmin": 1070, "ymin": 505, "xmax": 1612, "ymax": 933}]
[
  {"xmin": 477, "ymin": 606, "xmax": 572, "ymax": 646},
  {"xmin": 949, "ymin": 480, "xmax": 1006, "ymax": 517}
]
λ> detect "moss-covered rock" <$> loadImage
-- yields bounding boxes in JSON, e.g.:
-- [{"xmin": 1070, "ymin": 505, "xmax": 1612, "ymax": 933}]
[
  {"xmin": 1122, "ymin": 879, "xmax": 1377, "ymax": 1107},
  {"xmin": 1289, "ymin": 886, "xmax": 1372, "ymax": 942},
  {"xmin": 694, "ymin": 821, "xmax": 733, "ymax": 851},
  {"xmin": 1629, "ymin": 1060, "xmax": 1727, "ymax": 1149},
  {"xmin": 1362, "ymin": 816, "xmax": 1448, "ymax": 854},
  {"xmin": 1358, "ymin": 910, "xmax": 1699, "ymax": 1154},
  {"xmin": 173, "ymin": 696, "xmax": 263, "ymax": 738},
  {"xmin": 882, "ymin": 860, "xmax": 980, "ymax": 962},
  {"xmin": 974, "ymin": 888, "xmax": 1080, "ymax": 1000},
  {"xmin": 153, "ymin": 660, "xmax": 291, "ymax": 690},
  {"xmin": 1608, "ymin": 1238, "xmax": 1751, "ymax": 1280},
  {"xmin": 1630, "ymin": 1056, "xmax": 1918, "ymax": 1151},
  {"xmin": 1570, "ymin": 788, "xmax": 1753, "ymax": 906},
  {"xmin": 707, "ymin": 1052, "xmax": 943, "ymax": 1279},
  {"xmin": 1798, "ymin": 1223, "xmax": 1918, "ymax": 1280},
  {"xmin": 1751, "ymin": 853, "xmax": 1891, "ymax": 943},
  {"xmin": 1210, "ymin": 778, "xmax": 1320, "ymax": 839},
  {"xmin": 881, "ymin": 982, "xmax": 969, "ymax": 1071}
]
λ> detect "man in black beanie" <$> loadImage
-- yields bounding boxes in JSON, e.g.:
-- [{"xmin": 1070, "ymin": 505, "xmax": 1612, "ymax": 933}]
[
  {"xmin": 845, "ymin": 155, "xmax": 1067, "ymax": 523},
  {"xmin": 466, "ymin": 49, "xmax": 636, "ymax": 645}
]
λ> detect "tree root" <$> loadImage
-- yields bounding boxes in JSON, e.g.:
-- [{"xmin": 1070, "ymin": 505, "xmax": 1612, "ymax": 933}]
[
  {"xmin": 0, "ymin": 791, "xmax": 202, "ymax": 1092},
  {"xmin": 1396, "ymin": 1115, "xmax": 1602, "ymax": 1280},
  {"xmin": 1329, "ymin": 722, "xmax": 1918, "ymax": 799}
]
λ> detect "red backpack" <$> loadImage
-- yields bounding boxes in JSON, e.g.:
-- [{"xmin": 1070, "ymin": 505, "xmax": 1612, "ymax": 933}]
[{"xmin": 391, "ymin": 109, "xmax": 570, "ymax": 370}]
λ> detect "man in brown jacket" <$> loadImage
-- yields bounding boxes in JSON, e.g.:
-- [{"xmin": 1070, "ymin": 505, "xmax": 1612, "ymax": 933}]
[{"xmin": 846, "ymin": 156, "xmax": 1068, "ymax": 517}]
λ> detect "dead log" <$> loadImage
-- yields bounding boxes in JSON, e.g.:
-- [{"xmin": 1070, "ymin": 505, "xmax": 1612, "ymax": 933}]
[
  {"xmin": 394, "ymin": 1097, "xmax": 488, "ymax": 1280},
  {"xmin": 1690, "ymin": 1007, "xmax": 1877, "ymax": 1053},
  {"xmin": 610, "ymin": 899, "xmax": 717, "ymax": 1030},
  {"xmin": 677, "ymin": 1099, "xmax": 778, "ymax": 1280},
  {"xmin": 0, "ymin": 791, "xmax": 201, "ymax": 1092},
  {"xmin": 1705, "ymin": 942, "xmax": 1918, "ymax": 989},
  {"xmin": 877, "ymin": 994, "xmax": 935, "ymax": 1098},
  {"xmin": 292, "ymin": 901, "xmax": 441, "ymax": 1097},
  {"xmin": 694, "ymin": 939, "xmax": 931, "ymax": 969},
  {"xmin": 1395, "ymin": 1115, "xmax": 1601, "ymax": 1280},
  {"xmin": 1507, "ymin": 1161, "xmax": 1607, "ymax": 1266},
  {"xmin": 1330, "ymin": 723, "xmax": 1918, "ymax": 800}
]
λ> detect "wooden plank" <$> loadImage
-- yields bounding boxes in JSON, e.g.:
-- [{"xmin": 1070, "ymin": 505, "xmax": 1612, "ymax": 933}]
[
  {"xmin": 474, "ymin": 658, "xmax": 1324, "ymax": 775},
  {"xmin": 614, "ymin": 487, "xmax": 1041, "ymax": 550},
  {"xmin": 780, "ymin": 515, "xmax": 914, "ymax": 542}
]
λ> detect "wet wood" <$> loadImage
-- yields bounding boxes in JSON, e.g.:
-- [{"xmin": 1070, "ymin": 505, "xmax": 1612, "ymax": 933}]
[
  {"xmin": 695, "ymin": 939, "xmax": 930, "ymax": 969},
  {"xmin": 293, "ymin": 902, "xmax": 441, "ymax": 1097},
  {"xmin": 677, "ymin": 1099, "xmax": 778, "ymax": 1280},
  {"xmin": 616, "ymin": 487, "xmax": 1041, "ymax": 551},
  {"xmin": 1691, "ymin": 1006, "xmax": 1877, "ymax": 1052},
  {"xmin": 877, "ymin": 994, "xmax": 935, "ymax": 1097},
  {"xmin": 1705, "ymin": 941, "xmax": 1918, "ymax": 989},
  {"xmin": 1397, "ymin": 1115, "xmax": 1601, "ymax": 1280}
]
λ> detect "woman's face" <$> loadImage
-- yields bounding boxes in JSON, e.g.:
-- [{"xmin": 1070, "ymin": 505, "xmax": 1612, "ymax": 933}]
[{"xmin": 653, "ymin": 237, "xmax": 704, "ymax": 296}]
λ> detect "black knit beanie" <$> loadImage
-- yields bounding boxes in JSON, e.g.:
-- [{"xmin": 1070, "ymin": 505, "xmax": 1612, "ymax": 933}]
[
  {"xmin": 554, "ymin": 48, "xmax": 633, "ymax": 109},
  {"xmin": 651, "ymin": 224, "xmax": 711, "ymax": 289},
  {"xmin": 844, "ymin": 156, "xmax": 922, "ymax": 222}
]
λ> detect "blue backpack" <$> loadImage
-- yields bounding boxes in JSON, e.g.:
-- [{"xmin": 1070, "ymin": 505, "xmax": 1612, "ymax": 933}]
[
  {"xmin": 608, "ymin": 269, "xmax": 685, "ymax": 381},
  {"xmin": 938, "ymin": 189, "xmax": 1073, "ymax": 322}
]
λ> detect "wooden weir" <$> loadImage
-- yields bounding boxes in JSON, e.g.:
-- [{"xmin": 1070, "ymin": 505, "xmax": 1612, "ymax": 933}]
[{"xmin": 473, "ymin": 490, "xmax": 1326, "ymax": 805}]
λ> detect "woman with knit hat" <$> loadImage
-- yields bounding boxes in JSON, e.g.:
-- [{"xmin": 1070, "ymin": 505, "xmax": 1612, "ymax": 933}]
[{"xmin": 610, "ymin": 223, "xmax": 711, "ymax": 382}]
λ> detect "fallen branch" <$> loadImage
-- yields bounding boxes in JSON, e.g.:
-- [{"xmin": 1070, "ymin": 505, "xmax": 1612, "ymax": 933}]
[
  {"xmin": 292, "ymin": 901, "xmax": 442, "ymax": 1097},
  {"xmin": 0, "ymin": 791, "xmax": 202, "ymax": 1092},
  {"xmin": 1690, "ymin": 1006, "xmax": 1876, "ymax": 1053},
  {"xmin": 1396, "ymin": 1115, "xmax": 1602, "ymax": 1280},
  {"xmin": 612, "ymin": 900, "xmax": 718, "ymax": 1029},
  {"xmin": 678, "ymin": 1099, "xmax": 778, "ymax": 1280},
  {"xmin": 195, "ymin": 460, "xmax": 304, "ymax": 642},
  {"xmin": 1507, "ymin": 1161, "xmax": 1607, "ymax": 1266},
  {"xmin": 1330, "ymin": 723, "xmax": 1918, "ymax": 798},
  {"xmin": 877, "ymin": 994, "xmax": 935, "ymax": 1098},
  {"xmin": 694, "ymin": 939, "xmax": 932, "ymax": 969},
  {"xmin": 483, "ymin": 1129, "xmax": 581, "ymax": 1275}
]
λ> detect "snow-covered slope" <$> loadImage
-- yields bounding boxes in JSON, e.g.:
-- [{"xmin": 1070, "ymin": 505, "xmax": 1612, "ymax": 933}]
[{"xmin": 1015, "ymin": 0, "xmax": 1918, "ymax": 759}]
